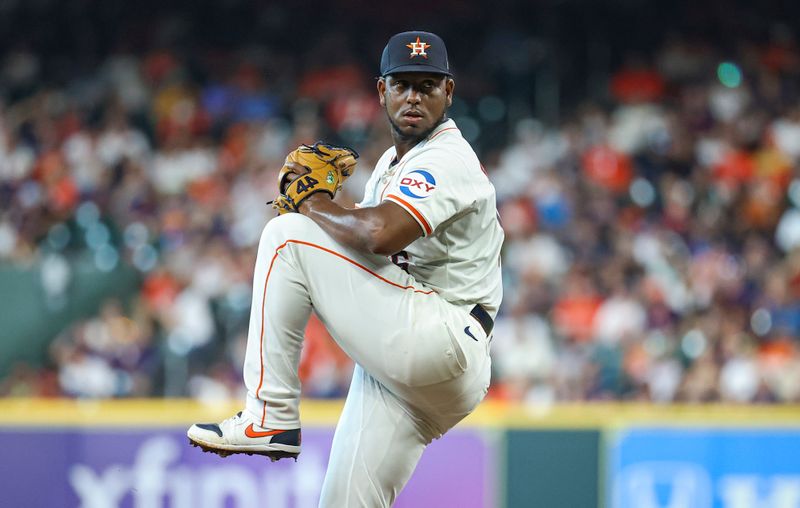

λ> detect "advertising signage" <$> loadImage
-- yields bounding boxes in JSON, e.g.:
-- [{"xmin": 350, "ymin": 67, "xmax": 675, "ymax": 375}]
[
  {"xmin": 0, "ymin": 427, "xmax": 493, "ymax": 508},
  {"xmin": 610, "ymin": 428, "xmax": 800, "ymax": 508}
]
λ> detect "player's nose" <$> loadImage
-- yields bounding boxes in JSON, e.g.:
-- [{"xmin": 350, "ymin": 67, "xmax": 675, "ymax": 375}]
[{"xmin": 405, "ymin": 88, "xmax": 422, "ymax": 104}]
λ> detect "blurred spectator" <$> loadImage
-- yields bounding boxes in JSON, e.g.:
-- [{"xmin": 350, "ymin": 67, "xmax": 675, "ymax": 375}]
[{"xmin": 1, "ymin": 3, "xmax": 800, "ymax": 406}]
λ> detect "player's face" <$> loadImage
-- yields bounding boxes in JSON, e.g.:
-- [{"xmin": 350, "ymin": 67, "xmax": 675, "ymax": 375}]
[{"xmin": 378, "ymin": 73, "xmax": 454, "ymax": 142}]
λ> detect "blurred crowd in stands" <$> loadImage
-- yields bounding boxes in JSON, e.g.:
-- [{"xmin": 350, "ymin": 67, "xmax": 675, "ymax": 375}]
[{"xmin": 3, "ymin": 3, "xmax": 800, "ymax": 405}]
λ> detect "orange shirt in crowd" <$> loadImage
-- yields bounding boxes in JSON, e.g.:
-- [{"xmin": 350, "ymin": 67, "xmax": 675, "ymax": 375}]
[
  {"xmin": 582, "ymin": 145, "xmax": 633, "ymax": 194},
  {"xmin": 552, "ymin": 294, "xmax": 603, "ymax": 342}
]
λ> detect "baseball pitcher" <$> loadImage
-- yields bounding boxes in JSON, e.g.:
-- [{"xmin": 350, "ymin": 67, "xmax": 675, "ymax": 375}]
[{"xmin": 188, "ymin": 30, "xmax": 504, "ymax": 507}]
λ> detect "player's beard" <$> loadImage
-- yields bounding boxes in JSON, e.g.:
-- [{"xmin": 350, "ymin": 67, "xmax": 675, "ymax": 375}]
[{"xmin": 387, "ymin": 109, "xmax": 448, "ymax": 145}]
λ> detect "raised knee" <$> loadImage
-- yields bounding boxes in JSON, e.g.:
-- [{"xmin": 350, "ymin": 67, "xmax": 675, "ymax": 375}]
[{"xmin": 261, "ymin": 213, "xmax": 318, "ymax": 243}]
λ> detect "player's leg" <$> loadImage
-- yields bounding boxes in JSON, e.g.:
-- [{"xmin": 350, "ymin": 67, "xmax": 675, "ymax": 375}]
[
  {"xmin": 187, "ymin": 215, "xmax": 314, "ymax": 458},
  {"xmin": 188, "ymin": 212, "xmax": 473, "ymax": 457},
  {"xmin": 245, "ymin": 213, "xmax": 471, "ymax": 417},
  {"xmin": 318, "ymin": 365, "xmax": 433, "ymax": 508}
]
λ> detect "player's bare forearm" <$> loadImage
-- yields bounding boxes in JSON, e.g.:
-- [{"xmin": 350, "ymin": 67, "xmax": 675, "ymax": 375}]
[
  {"xmin": 298, "ymin": 194, "xmax": 422, "ymax": 256},
  {"xmin": 297, "ymin": 196, "xmax": 377, "ymax": 252}
]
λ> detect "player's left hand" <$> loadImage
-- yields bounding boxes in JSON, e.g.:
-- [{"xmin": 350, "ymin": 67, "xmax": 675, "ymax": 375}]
[{"xmin": 271, "ymin": 142, "xmax": 359, "ymax": 215}]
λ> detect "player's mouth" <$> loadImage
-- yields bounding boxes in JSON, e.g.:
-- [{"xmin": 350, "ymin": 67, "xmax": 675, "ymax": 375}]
[{"xmin": 402, "ymin": 110, "xmax": 425, "ymax": 125}]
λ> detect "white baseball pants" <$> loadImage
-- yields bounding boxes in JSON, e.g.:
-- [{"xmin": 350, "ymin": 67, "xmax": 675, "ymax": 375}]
[{"xmin": 242, "ymin": 213, "xmax": 492, "ymax": 507}]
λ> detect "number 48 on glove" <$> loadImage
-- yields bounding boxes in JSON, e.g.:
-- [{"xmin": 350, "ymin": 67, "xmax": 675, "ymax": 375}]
[{"xmin": 271, "ymin": 142, "xmax": 359, "ymax": 215}]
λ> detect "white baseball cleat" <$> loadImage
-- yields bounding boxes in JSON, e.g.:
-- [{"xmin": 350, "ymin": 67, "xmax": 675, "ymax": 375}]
[{"xmin": 187, "ymin": 411, "xmax": 301, "ymax": 462}]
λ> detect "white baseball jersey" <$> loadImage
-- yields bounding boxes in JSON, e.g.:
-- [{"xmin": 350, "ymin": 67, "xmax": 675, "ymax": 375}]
[{"xmin": 358, "ymin": 119, "xmax": 504, "ymax": 315}]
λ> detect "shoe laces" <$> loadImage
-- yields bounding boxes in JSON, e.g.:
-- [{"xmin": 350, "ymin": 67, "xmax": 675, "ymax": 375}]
[{"xmin": 221, "ymin": 411, "xmax": 245, "ymax": 427}]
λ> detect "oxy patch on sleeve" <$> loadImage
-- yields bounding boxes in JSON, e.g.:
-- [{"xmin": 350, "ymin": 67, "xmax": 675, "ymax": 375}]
[{"xmin": 398, "ymin": 169, "xmax": 437, "ymax": 199}]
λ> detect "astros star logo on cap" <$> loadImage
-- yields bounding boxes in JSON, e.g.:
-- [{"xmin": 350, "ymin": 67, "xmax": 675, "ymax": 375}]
[{"xmin": 406, "ymin": 36, "xmax": 431, "ymax": 59}]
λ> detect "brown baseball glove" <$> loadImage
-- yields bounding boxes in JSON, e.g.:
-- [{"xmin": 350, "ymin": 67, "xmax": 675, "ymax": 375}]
[{"xmin": 271, "ymin": 142, "xmax": 359, "ymax": 214}]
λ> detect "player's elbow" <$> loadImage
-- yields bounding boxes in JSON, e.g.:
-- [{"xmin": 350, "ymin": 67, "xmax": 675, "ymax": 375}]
[
  {"xmin": 369, "ymin": 243, "xmax": 397, "ymax": 257},
  {"xmin": 357, "ymin": 202, "xmax": 420, "ymax": 256},
  {"xmin": 365, "ymin": 229, "xmax": 398, "ymax": 256},
  {"xmin": 363, "ymin": 218, "xmax": 400, "ymax": 256}
]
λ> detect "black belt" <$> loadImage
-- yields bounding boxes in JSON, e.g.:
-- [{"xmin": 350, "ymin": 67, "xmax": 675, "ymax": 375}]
[{"xmin": 469, "ymin": 304, "xmax": 494, "ymax": 336}]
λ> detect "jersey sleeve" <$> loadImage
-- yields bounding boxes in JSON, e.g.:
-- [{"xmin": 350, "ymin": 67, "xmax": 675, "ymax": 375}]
[{"xmin": 383, "ymin": 161, "xmax": 474, "ymax": 237}]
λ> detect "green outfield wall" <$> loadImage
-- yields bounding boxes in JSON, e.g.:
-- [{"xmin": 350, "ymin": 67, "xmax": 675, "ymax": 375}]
[
  {"xmin": 0, "ymin": 258, "xmax": 139, "ymax": 377},
  {"xmin": 506, "ymin": 430, "xmax": 601, "ymax": 508}
]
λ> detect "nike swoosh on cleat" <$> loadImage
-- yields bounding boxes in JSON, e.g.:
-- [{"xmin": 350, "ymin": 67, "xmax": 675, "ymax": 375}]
[
  {"xmin": 245, "ymin": 424, "xmax": 287, "ymax": 438},
  {"xmin": 464, "ymin": 326, "xmax": 478, "ymax": 341}
]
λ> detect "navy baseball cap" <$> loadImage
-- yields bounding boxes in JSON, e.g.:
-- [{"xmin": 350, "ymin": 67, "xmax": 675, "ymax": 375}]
[{"xmin": 380, "ymin": 31, "xmax": 452, "ymax": 77}]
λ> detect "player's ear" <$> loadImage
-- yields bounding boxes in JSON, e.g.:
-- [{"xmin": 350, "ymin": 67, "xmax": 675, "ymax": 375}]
[
  {"xmin": 377, "ymin": 78, "xmax": 387, "ymax": 107},
  {"xmin": 445, "ymin": 78, "xmax": 454, "ymax": 107}
]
